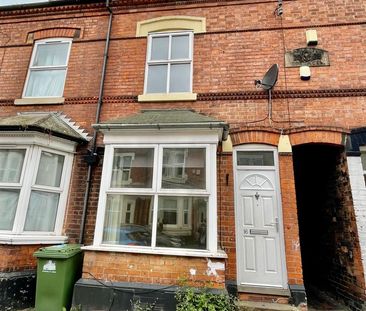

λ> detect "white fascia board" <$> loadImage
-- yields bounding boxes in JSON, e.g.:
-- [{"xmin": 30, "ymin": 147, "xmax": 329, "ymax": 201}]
[{"xmin": 101, "ymin": 128, "xmax": 222, "ymax": 145}]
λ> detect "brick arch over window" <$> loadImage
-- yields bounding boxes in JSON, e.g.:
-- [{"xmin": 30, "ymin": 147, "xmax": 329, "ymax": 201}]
[
  {"xmin": 230, "ymin": 128, "xmax": 281, "ymax": 146},
  {"xmin": 26, "ymin": 27, "xmax": 82, "ymax": 43},
  {"xmin": 289, "ymin": 127, "xmax": 348, "ymax": 147}
]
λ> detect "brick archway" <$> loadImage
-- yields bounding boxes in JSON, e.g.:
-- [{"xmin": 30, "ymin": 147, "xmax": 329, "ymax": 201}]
[
  {"xmin": 26, "ymin": 27, "xmax": 82, "ymax": 43},
  {"xmin": 289, "ymin": 127, "xmax": 347, "ymax": 147},
  {"xmin": 230, "ymin": 127, "xmax": 348, "ymax": 148}
]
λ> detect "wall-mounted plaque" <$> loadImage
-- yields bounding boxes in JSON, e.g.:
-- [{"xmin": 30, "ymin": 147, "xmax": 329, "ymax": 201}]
[{"xmin": 285, "ymin": 47, "xmax": 330, "ymax": 67}]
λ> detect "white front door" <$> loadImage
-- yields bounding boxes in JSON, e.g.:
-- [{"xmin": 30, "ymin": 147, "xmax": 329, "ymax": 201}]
[{"xmin": 234, "ymin": 146, "xmax": 286, "ymax": 288}]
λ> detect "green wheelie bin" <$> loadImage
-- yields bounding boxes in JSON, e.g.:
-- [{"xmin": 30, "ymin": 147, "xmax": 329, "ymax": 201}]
[{"xmin": 34, "ymin": 244, "xmax": 83, "ymax": 311}]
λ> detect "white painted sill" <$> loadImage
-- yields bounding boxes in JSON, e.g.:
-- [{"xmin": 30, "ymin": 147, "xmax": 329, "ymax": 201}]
[
  {"xmin": 14, "ymin": 97, "xmax": 65, "ymax": 105},
  {"xmin": 138, "ymin": 93, "xmax": 197, "ymax": 102},
  {"xmin": 0, "ymin": 234, "xmax": 68, "ymax": 245},
  {"xmin": 82, "ymin": 245, "xmax": 228, "ymax": 259}
]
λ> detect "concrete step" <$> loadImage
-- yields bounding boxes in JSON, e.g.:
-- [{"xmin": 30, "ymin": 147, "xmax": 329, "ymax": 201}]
[{"xmin": 237, "ymin": 301, "xmax": 301, "ymax": 311}]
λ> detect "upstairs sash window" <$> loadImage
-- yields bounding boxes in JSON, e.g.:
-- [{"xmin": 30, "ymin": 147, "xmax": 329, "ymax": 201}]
[
  {"xmin": 144, "ymin": 32, "xmax": 193, "ymax": 94},
  {"xmin": 23, "ymin": 38, "xmax": 72, "ymax": 98}
]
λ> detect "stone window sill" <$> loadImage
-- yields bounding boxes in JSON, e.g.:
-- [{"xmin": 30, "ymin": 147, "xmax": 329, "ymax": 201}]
[
  {"xmin": 0, "ymin": 234, "xmax": 68, "ymax": 245},
  {"xmin": 82, "ymin": 245, "xmax": 228, "ymax": 259},
  {"xmin": 14, "ymin": 97, "xmax": 65, "ymax": 105},
  {"xmin": 138, "ymin": 93, "xmax": 197, "ymax": 102}
]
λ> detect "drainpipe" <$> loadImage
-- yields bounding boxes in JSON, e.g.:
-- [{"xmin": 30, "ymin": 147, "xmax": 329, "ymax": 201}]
[{"xmin": 79, "ymin": 0, "xmax": 113, "ymax": 244}]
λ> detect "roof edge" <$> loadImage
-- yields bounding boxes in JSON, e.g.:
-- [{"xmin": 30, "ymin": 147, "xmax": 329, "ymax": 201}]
[
  {"xmin": 93, "ymin": 122, "xmax": 229, "ymax": 140},
  {"xmin": 0, "ymin": 0, "xmax": 100, "ymax": 11},
  {"xmin": 0, "ymin": 124, "xmax": 88, "ymax": 144}
]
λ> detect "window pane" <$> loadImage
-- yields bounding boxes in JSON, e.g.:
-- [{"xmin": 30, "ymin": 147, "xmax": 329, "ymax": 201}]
[
  {"xmin": 24, "ymin": 191, "xmax": 59, "ymax": 232},
  {"xmin": 237, "ymin": 151, "xmax": 275, "ymax": 166},
  {"xmin": 171, "ymin": 35, "xmax": 190, "ymax": 59},
  {"xmin": 162, "ymin": 148, "xmax": 206, "ymax": 189},
  {"xmin": 0, "ymin": 149, "xmax": 25, "ymax": 183},
  {"xmin": 35, "ymin": 152, "xmax": 65, "ymax": 187},
  {"xmin": 146, "ymin": 65, "xmax": 167, "ymax": 93},
  {"xmin": 150, "ymin": 36, "xmax": 169, "ymax": 60},
  {"xmin": 33, "ymin": 42, "xmax": 69, "ymax": 66},
  {"xmin": 103, "ymin": 194, "xmax": 153, "ymax": 246},
  {"xmin": 169, "ymin": 64, "xmax": 190, "ymax": 93},
  {"xmin": 111, "ymin": 148, "xmax": 154, "ymax": 188},
  {"xmin": 25, "ymin": 69, "xmax": 66, "ymax": 97},
  {"xmin": 0, "ymin": 189, "xmax": 19, "ymax": 230},
  {"xmin": 157, "ymin": 196, "xmax": 207, "ymax": 249}
]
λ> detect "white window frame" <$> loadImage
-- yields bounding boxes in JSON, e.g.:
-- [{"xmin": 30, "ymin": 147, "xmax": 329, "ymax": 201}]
[
  {"xmin": 143, "ymin": 31, "xmax": 193, "ymax": 94},
  {"xmin": 22, "ymin": 38, "xmax": 72, "ymax": 99},
  {"xmin": 90, "ymin": 131, "xmax": 224, "ymax": 258},
  {"xmin": 0, "ymin": 134, "xmax": 75, "ymax": 245},
  {"xmin": 361, "ymin": 152, "xmax": 366, "ymax": 186}
]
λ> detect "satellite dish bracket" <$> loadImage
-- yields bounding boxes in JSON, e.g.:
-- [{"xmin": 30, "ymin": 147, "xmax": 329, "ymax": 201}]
[{"xmin": 254, "ymin": 64, "xmax": 279, "ymax": 122}]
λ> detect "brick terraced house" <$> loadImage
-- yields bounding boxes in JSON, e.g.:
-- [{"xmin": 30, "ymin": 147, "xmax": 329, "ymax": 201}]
[{"xmin": 0, "ymin": 0, "xmax": 366, "ymax": 310}]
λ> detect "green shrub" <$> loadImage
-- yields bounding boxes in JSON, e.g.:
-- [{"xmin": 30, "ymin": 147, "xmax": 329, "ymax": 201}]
[
  {"xmin": 175, "ymin": 287, "xmax": 238, "ymax": 311},
  {"xmin": 131, "ymin": 297, "xmax": 156, "ymax": 311}
]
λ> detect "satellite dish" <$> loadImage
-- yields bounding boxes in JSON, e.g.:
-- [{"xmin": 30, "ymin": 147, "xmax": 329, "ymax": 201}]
[{"xmin": 255, "ymin": 64, "xmax": 279, "ymax": 91}]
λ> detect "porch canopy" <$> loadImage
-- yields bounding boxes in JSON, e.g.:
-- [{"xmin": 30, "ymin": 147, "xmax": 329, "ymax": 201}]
[
  {"xmin": 93, "ymin": 109, "xmax": 229, "ymax": 141},
  {"xmin": 0, "ymin": 112, "xmax": 90, "ymax": 143}
]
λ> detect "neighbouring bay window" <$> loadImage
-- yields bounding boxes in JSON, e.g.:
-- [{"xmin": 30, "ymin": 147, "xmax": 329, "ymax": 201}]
[
  {"xmin": 99, "ymin": 145, "xmax": 212, "ymax": 251},
  {"xmin": 0, "ymin": 145, "xmax": 73, "ymax": 237},
  {"xmin": 144, "ymin": 32, "xmax": 193, "ymax": 94},
  {"xmin": 361, "ymin": 153, "xmax": 366, "ymax": 186},
  {"xmin": 23, "ymin": 38, "xmax": 72, "ymax": 98}
]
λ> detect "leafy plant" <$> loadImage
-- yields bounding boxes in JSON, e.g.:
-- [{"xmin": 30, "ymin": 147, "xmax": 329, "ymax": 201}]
[
  {"xmin": 175, "ymin": 287, "xmax": 238, "ymax": 311},
  {"xmin": 130, "ymin": 297, "xmax": 157, "ymax": 311}
]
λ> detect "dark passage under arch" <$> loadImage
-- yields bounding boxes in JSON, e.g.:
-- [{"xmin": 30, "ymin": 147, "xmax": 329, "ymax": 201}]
[{"xmin": 293, "ymin": 143, "xmax": 364, "ymax": 310}]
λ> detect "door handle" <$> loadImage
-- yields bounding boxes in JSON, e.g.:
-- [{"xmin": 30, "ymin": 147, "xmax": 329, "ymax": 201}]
[{"xmin": 271, "ymin": 217, "xmax": 279, "ymax": 233}]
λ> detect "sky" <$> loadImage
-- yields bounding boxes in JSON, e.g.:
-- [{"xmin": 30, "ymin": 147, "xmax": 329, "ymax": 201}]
[{"xmin": 0, "ymin": 0, "xmax": 51, "ymax": 6}]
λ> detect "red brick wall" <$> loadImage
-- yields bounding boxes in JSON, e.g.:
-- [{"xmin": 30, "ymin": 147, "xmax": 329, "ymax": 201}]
[
  {"xmin": 0, "ymin": 0, "xmax": 366, "ymax": 297},
  {"xmin": 279, "ymin": 154, "xmax": 303, "ymax": 286},
  {"xmin": 0, "ymin": 245, "xmax": 40, "ymax": 272},
  {"xmin": 217, "ymin": 152, "xmax": 236, "ymax": 280},
  {"xmin": 0, "ymin": 2, "xmax": 365, "ymax": 100},
  {"xmin": 83, "ymin": 251, "xmax": 225, "ymax": 289}
]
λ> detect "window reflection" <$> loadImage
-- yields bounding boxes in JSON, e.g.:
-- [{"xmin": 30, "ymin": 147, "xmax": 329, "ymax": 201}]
[
  {"xmin": 162, "ymin": 148, "xmax": 206, "ymax": 189},
  {"xmin": 111, "ymin": 148, "xmax": 154, "ymax": 188},
  {"xmin": 157, "ymin": 196, "xmax": 207, "ymax": 249},
  {"xmin": 103, "ymin": 195, "xmax": 153, "ymax": 246}
]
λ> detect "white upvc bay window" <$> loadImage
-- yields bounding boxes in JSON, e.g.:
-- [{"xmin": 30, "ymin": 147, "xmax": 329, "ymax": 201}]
[
  {"xmin": 0, "ymin": 135, "xmax": 74, "ymax": 244},
  {"xmin": 23, "ymin": 38, "xmax": 72, "ymax": 98},
  {"xmin": 92, "ymin": 131, "xmax": 221, "ymax": 257}
]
